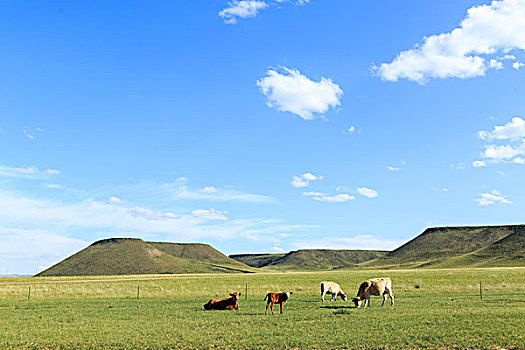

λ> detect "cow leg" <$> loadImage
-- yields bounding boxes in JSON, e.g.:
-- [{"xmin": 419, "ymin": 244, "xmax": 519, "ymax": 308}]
[
  {"xmin": 321, "ymin": 291, "xmax": 326, "ymax": 302},
  {"xmin": 265, "ymin": 303, "xmax": 269, "ymax": 315},
  {"xmin": 280, "ymin": 303, "xmax": 283, "ymax": 314},
  {"xmin": 270, "ymin": 303, "xmax": 274, "ymax": 315},
  {"xmin": 389, "ymin": 290, "xmax": 395, "ymax": 306},
  {"xmin": 330, "ymin": 294, "xmax": 335, "ymax": 301},
  {"xmin": 381, "ymin": 293, "xmax": 386, "ymax": 307}
]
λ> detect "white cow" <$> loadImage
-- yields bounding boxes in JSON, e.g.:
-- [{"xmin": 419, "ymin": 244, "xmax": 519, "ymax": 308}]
[
  {"xmin": 352, "ymin": 277, "xmax": 394, "ymax": 308},
  {"xmin": 320, "ymin": 281, "xmax": 347, "ymax": 302}
]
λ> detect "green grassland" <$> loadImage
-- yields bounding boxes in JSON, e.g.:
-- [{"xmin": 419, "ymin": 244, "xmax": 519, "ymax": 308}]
[{"xmin": 1, "ymin": 268, "xmax": 524, "ymax": 349}]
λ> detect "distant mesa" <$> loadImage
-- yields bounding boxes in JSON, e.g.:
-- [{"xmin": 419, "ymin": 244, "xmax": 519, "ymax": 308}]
[
  {"xmin": 36, "ymin": 238, "xmax": 254, "ymax": 277},
  {"xmin": 36, "ymin": 224, "xmax": 525, "ymax": 276},
  {"xmin": 363, "ymin": 224, "xmax": 525, "ymax": 268},
  {"xmin": 230, "ymin": 250, "xmax": 388, "ymax": 270}
]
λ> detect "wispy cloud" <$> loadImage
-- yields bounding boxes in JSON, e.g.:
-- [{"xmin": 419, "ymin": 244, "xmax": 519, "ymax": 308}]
[
  {"xmin": 150, "ymin": 178, "xmax": 275, "ymax": 203},
  {"xmin": 191, "ymin": 208, "xmax": 228, "ymax": 221},
  {"xmin": 475, "ymin": 117, "xmax": 525, "ymax": 165},
  {"xmin": 0, "ymin": 165, "xmax": 60, "ymax": 179},
  {"xmin": 257, "ymin": 67, "xmax": 343, "ymax": 120},
  {"xmin": 219, "ymin": 0, "xmax": 268, "ymax": 24},
  {"xmin": 474, "ymin": 190, "xmax": 511, "ymax": 206},
  {"xmin": 23, "ymin": 127, "xmax": 44, "ymax": 140},
  {"xmin": 303, "ymin": 192, "xmax": 355, "ymax": 203},
  {"xmin": 357, "ymin": 187, "xmax": 378, "ymax": 198},
  {"xmin": 219, "ymin": 0, "xmax": 310, "ymax": 24},
  {"xmin": 291, "ymin": 172, "xmax": 323, "ymax": 188},
  {"xmin": 374, "ymin": 0, "xmax": 525, "ymax": 83}
]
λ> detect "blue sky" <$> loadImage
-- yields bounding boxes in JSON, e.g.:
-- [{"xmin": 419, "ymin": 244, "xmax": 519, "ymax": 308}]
[{"xmin": 1, "ymin": 0, "xmax": 525, "ymax": 274}]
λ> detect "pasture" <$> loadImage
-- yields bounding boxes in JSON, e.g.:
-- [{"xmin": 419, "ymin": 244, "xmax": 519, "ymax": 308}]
[{"xmin": 0, "ymin": 268, "xmax": 524, "ymax": 349}]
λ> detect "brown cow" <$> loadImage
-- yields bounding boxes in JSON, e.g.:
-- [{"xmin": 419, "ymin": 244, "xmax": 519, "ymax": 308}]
[
  {"xmin": 203, "ymin": 292, "xmax": 241, "ymax": 310},
  {"xmin": 264, "ymin": 292, "xmax": 293, "ymax": 315},
  {"xmin": 352, "ymin": 277, "xmax": 394, "ymax": 308}
]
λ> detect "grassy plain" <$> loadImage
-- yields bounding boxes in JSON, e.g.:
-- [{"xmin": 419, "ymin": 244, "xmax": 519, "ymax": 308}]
[{"xmin": 1, "ymin": 268, "xmax": 524, "ymax": 349}]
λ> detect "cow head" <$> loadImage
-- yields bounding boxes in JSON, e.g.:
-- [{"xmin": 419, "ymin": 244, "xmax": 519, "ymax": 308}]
[
  {"xmin": 229, "ymin": 292, "xmax": 241, "ymax": 300},
  {"xmin": 352, "ymin": 297, "xmax": 362, "ymax": 308},
  {"xmin": 340, "ymin": 292, "xmax": 348, "ymax": 301}
]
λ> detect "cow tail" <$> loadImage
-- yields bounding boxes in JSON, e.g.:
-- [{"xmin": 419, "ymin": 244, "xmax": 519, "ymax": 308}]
[
  {"xmin": 320, "ymin": 283, "xmax": 324, "ymax": 295},
  {"xmin": 263, "ymin": 293, "xmax": 268, "ymax": 301}
]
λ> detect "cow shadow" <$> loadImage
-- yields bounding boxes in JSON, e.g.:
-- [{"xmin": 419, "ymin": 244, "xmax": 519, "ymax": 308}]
[{"xmin": 319, "ymin": 305, "xmax": 355, "ymax": 309}]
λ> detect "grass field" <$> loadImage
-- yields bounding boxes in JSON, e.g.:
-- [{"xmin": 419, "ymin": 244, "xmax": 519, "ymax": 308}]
[{"xmin": 1, "ymin": 268, "xmax": 524, "ymax": 349}]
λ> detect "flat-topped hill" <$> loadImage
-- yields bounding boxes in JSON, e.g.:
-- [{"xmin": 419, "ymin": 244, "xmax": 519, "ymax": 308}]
[
  {"xmin": 230, "ymin": 249, "xmax": 388, "ymax": 270},
  {"xmin": 36, "ymin": 224, "xmax": 525, "ymax": 276},
  {"xmin": 37, "ymin": 238, "xmax": 253, "ymax": 276},
  {"xmin": 364, "ymin": 225, "xmax": 525, "ymax": 268}
]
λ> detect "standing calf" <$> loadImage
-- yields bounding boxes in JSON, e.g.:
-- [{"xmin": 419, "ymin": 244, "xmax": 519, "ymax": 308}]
[
  {"xmin": 203, "ymin": 292, "xmax": 241, "ymax": 310},
  {"xmin": 320, "ymin": 281, "xmax": 347, "ymax": 302},
  {"xmin": 264, "ymin": 292, "xmax": 292, "ymax": 315},
  {"xmin": 352, "ymin": 277, "xmax": 394, "ymax": 308}
]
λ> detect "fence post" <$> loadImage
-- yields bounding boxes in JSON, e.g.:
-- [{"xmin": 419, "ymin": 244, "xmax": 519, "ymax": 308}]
[
  {"xmin": 137, "ymin": 283, "xmax": 140, "ymax": 300},
  {"xmin": 28, "ymin": 285, "xmax": 31, "ymax": 301},
  {"xmin": 245, "ymin": 281, "xmax": 247, "ymax": 300},
  {"xmin": 479, "ymin": 281, "xmax": 482, "ymax": 300}
]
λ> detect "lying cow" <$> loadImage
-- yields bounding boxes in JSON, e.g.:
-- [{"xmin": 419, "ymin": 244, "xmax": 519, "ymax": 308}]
[
  {"xmin": 264, "ymin": 292, "xmax": 293, "ymax": 315},
  {"xmin": 320, "ymin": 281, "xmax": 347, "ymax": 302},
  {"xmin": 352, "ymin": 277, "xmax": 394, "ymax": 308},
  {"xmin": 203, "ymin": 292, "xmax": 241, "ymax": 310}
]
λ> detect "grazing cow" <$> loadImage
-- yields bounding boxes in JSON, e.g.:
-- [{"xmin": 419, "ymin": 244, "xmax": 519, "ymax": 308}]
[
  {"xmin": 320, "ymin": 281, "xmax": 347, "ymax": 302},
  {"xmin": 352, "ymin": 277, "xmax": 394, "ymax": 308},
  {"xmin": 203, "ymin": 292, "xmax": 241, "ymax": 310},
  {"xmin": 264, "ymin": 292, "xmax": 293, "ymax": 315}
]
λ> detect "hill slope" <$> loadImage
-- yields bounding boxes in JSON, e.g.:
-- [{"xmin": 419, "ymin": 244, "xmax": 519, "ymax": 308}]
[
  {"xmin": 149, "ymin": 242, "xmax": 248, "ymax": 268},
  {"xmin": 365, "ymin": 225, "xmax": 525, "ymax": 268},
  {"xmin": 228, "ymin": 253, "xmax": 286, "ymax": 268},
  {"xmin": 231, "ymin": 250, "xmax": 388, "ymax": 270},
  {"xmin": 431, "ymin": 228, "xmax": 525, "ymax": 268},
  {"xmin": 37, "ymin": 238, "xmax": 253, "ymax": 276}
]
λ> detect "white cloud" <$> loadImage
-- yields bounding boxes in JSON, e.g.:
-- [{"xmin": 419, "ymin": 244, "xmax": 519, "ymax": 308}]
[
  {"xmin": 291, "ymin": 172, "xmax": 323, "ymax": 188},
  {"xmin": 23, "ymin": 127, "xmax": 44, "ymax": 140},
  {"xmin": 343, "ymin": 125, "xmax": 356, "ymax": 135},
  {"xmin": 386, "ymin": 166, "xmax": 400, "ymax": 171},
  {"xmin": 0, "ymin": 165, "xmax": 60, "ymax": 179},
  {"xmin": 270, "ymin": 245, "xmax": 285, "ymax": 252},
  {"xmin": 191, "ymin": 208, "xmax": 228, "ymax": 221},
  {"xmin": 292, "ymin": 235, "xmax": 400, "ymax": 251},
  {"xmin": 489, "ymin": 59, "xmax": 504, "ymax": 70},
  {"xmin": 164, "ymin": 179, "xmax": 275, "ymax": 203},
  {"xmin": 513, "ymin": 61, "xmax": 525, "ymax": 69},
  {"xmin": 375, "ymin": 0, "xmax": 525, "ymax": 83},
  {"xmin": 302, "ymin": 191, "xmax": 326, "ymax": 197},
  {"xmin": 357, "ymin": 187, "xmax": 378, "ymax": 198},
  {"xmin": 44, "ymin": 168, "xmax": 61, "ymax": 175},
  {"xmin": 311, "ymin": 193, "xmax": 355, "ymax": 203},
  {"xmin": 291, "ymin": 176, "xmax": 308, "ymax": 188},
  {"xmin": 477, "ymin": 117, "xmax": 525, "ymax": 164},
  {"xmin": 199, "ymin": 186, "xmax": 219, "ymax": 194},
  {"xmin": 473, "ymin": 160, "xmax": 487, "ymax": 168},
  {"xmin": 475, "ymin": 190, "xmax": 511, "ymax": 206},
  {"xmin": 479, "ymin": 117, "xmax": 525, "ymax": 141},
  {"xmin": 257, "ymin": 67, "xmax": 343, "ymax": 120},
  {"xmin": 514, "ymin": 157, "xmax": 525, "ymax": 164},
  {"xmin": 219, "ymin": 0, "xmax": 268, "ymax": 24},
  {"xmin": 107, "ymin": 196, "xmax": 124, "ymax": 204}
]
